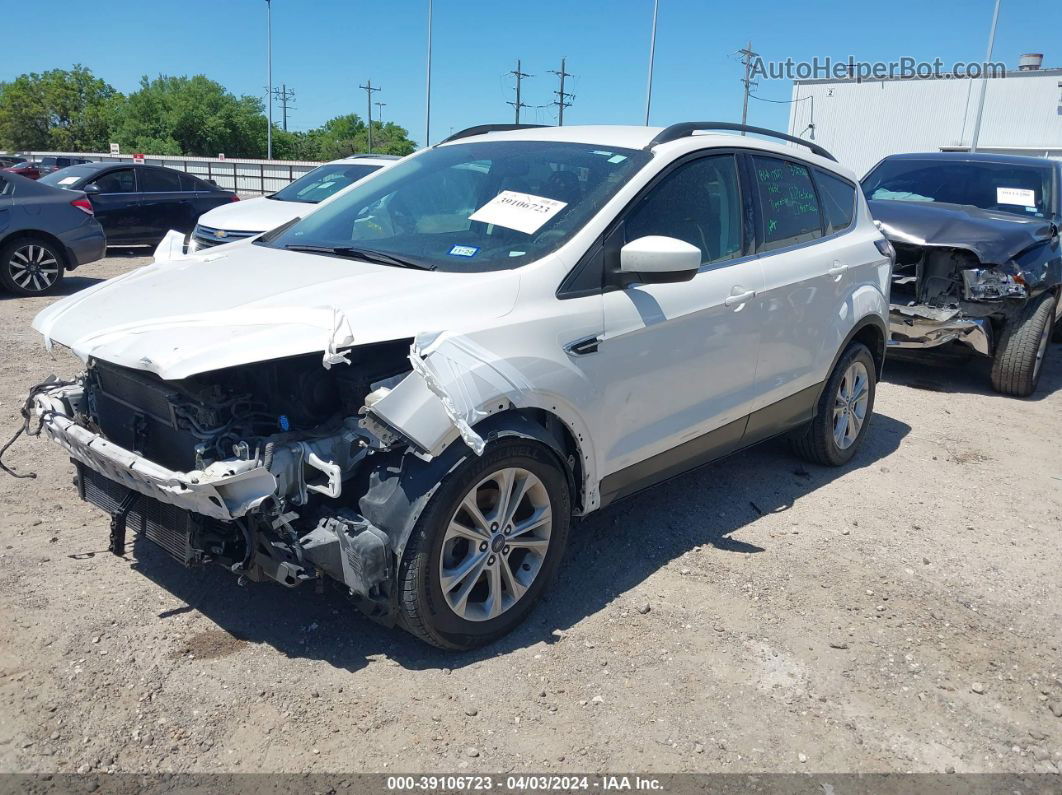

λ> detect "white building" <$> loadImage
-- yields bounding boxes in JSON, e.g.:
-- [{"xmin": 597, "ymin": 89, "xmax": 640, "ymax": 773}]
[{"xmin": 786, "ymin": 56, "xmax": 1062, "ymax": 177}]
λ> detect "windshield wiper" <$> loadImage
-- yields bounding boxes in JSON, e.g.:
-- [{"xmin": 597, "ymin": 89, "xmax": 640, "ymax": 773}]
[{"xmin": 283, "ymin": 244, "xmax": 435, "ymax": 270}]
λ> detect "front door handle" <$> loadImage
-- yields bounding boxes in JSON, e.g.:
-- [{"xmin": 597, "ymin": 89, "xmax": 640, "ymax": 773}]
[
  {"xmin": 723, "ymin": 289, "xmax": 756, "ymax": 308},
  {"xmin": 565, "ymin": 336, "xmax": 600, "ymax": 356},
  {"xmin": 828, "ymin": 260, "xmax": 848, "ymax": 276}
]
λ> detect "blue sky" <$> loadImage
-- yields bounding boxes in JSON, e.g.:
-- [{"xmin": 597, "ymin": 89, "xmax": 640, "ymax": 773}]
[{"xmin": 6, "ymin": 0, "xmax": 1060, "ymax": 147}]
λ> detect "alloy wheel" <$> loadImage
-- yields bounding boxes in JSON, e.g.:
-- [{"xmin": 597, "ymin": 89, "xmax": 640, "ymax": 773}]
[
  {"xmin": 438, "ymin": 467, "xmax": 553, "ymax": 622},
  {"xmin": 8, "ymin": 244, "xmax": 60, "ymax": 293},
  {"xmin": 833, "ymin": 360, "xmax": 870, "ymax": 450}
]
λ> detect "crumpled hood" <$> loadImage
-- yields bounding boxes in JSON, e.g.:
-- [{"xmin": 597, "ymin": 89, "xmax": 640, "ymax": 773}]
[
  {"xmin": 869, "ymin": 199, "xmax": 1057, "ymax": 265},
  {"xmin": 195, "ymin": 195, "xmax": 303, "ymax": 233},
  {"xmin": 33, "ymin": 243, "xmax": 521, "ymax": 380}
]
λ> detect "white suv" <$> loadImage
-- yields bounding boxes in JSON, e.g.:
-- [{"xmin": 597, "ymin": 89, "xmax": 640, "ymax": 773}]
[
  {"xmin": 27, "ymin": 123, "xmax": 892, "ymax": 649},
  {"xmin": 186, "ymin": 154, "xmax": 400, "ymax": 252}
]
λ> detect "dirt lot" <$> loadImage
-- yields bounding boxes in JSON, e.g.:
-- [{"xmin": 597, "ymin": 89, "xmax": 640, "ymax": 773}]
[{"xmin": 0, "ymin": 252, "xmax": 1060, "ymax": 776}]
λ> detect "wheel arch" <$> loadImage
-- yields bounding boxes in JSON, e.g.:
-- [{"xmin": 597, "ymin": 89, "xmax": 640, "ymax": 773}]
[
  {"xmin": 0, "ymin": 229, "xmax": 72, "ymax": 269},
  {"xmin": 359, "ymin": 409, "xmax": 585, "ymax": 565}
]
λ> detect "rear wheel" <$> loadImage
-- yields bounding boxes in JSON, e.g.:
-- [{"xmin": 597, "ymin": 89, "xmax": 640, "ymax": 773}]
[
  {"xmin": 1050, "ymin": 291, "xmax": 1062, "ymax": 343},
  {"xmin": 790, "ymin": 342, "xmax": 877, "ymax": 467},
  {"xmin": 0, "ymin": 237, "xmax": 66, "ymax": 296},
  {"xmin": 397, "ymin": 438, "xmax": 571, "ymax": 650},
  {"xmin": 990, "ymin": 292, "xmax": 1055, "ymax": 397}
]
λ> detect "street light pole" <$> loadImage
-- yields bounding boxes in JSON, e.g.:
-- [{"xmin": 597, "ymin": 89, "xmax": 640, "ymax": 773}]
[
  {"xmin": 970, "ymin": 0, "xmax": 1001, "ymax": 153},
  {"xmin": 265, "ymin": 0, "xmax": 273, "ymax": 160},
  {"xmin": 644, "ymin": 0, "xmax": 659, "ymax": 125},
  {"xmin": 425, "ymin": 0, "xmax": 433, "ymax": 147}
]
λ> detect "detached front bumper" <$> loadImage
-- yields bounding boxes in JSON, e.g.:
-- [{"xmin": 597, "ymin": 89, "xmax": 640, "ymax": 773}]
[
  {"xmin": 888, "ymin": 305, "xmax": 992, "ymax": 357},
  {"xmin": 33, "ymin": 384, "xmax": 277, "ymax": 522}
]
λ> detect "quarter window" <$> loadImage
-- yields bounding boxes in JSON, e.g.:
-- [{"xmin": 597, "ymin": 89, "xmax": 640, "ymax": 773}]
[
  {"xmin": 752, "ymin": 156, "xmax": 822, "ymax": 252},
  {"xmin": 815, "ymin": 169, "xmax": 856, "ymax": 234},
  {"xmin": 625, "ymin": 154, "xmax": 743, "ymax": 265}
]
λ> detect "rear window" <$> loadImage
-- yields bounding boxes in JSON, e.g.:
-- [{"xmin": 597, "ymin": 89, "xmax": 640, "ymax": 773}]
[
  {"xmin": 815, "ymin": 169, "xmax": 856, "ymax": 233},
  {"xmin": 752, "ymin": 156, "xmax": 823, "ymax": 252}
]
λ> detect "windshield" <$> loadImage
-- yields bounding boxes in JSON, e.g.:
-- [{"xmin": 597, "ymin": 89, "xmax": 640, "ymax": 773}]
[
  {"xmin": 862, "ymin": 158, "xmax": 1056, "ymax": 219},
  {"xmin": 39, "ymin": 164, "xmax": 96, "ymax": 188},
  {"xmin": 271, "ymin": 162, "xmax": 383, "ymax": 203},
  {"xmin": 264, "ymin": 140, "xmax": 650, "ymax": 271}
]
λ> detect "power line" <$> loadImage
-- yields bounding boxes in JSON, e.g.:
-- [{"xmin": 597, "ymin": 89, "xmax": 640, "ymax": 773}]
[
  {"xmin": 549, "ymin": 57, "xmax": 574, "ymax": 125},
  {"xmin": 507, "ymin": 60, "xmax": 532, "ymax": 124},
  {"xmin": 272, "ymin": 84, "xmax": 296, "ymax": 131},
  {"xmin": 738, "ymin": 41, "xmax": 759, "ymax": 134},
  {"xmin": 359, "ymin": 80, "xmax": 381, "ymax": 152}
]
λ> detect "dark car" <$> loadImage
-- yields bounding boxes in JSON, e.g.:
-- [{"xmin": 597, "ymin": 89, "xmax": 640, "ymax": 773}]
[
  {"xmin": 0, "ymin": 155, "xmax": 28, "ymax": 169},
  {"xmin": 862, "ymin": 152, "xmax": 1062, "ymax": 397},
  {"xmin": 39, "ymin": 163, "xmax": 239, "ymax": 246},
  {"xmin": 0, "ymin": 171, "xmax": 106, "ymax": 296}
]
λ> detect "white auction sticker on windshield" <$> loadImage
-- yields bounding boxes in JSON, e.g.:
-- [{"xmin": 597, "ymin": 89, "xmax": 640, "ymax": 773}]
[
  {"xmin": 58, "ymin": 176, "xmax": 80, "ymax": 185},
  {"xmin": 469, "ymin": 191, "xmax": 567, "ymax": 235},
  {"xmin": 997, "ymin": 187, "xmax": 1036, "ymax": 208}
]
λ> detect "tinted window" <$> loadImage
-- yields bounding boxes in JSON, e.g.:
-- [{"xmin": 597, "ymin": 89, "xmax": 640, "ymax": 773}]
[
  {"xmin": 861, "ymin": 158, "xmax": 1054, "ymax": 218},
  {"xmin": 139, "ymin": 167, "xmax": 184, "ymax": 192},
  {"xmin": 752, "ymin": 156, "xmax": 822, "ymax": 252},
  {"xmin": 625, "ymin": 154, "xmax": 743, "ymax": 265},
  {"xmin": 272, "ymin": 163, "xmax": 382, "ymax": 203},
  {"xmin": 267, "ymin": 141, "xmax": 650, "ymax": 272},
  {"xmin": 815, "ymin": 169, "xmax": 856, "ymax": 234},
  {"xmin": 89, "ymin": 169, "xmax": 136, "ymax": 193}
]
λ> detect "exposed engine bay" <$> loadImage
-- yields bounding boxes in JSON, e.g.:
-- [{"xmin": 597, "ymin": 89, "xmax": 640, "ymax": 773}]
[{"xmin": 30, "ymin": 343, "xmax": 423, "ymax": 620}]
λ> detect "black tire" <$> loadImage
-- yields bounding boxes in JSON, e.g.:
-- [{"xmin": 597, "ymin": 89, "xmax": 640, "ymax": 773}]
[
  {"xmin": 397, "ymin": 438, "xmax": 571, "ymax": 650},
  {"xmin": 1051, "ymin": 292, "xmax": 1062, "ymax": 344},
  {"xmin": 0, "ymin": 236, "xmax": 66, "ymax": 296},
  {"xmin": 990, "ymin": 292, "xmax": 1055, "ymax": 397},
  {"xmin": 790, "ymin": 342, "xmax": 877, "ymax": 467}
]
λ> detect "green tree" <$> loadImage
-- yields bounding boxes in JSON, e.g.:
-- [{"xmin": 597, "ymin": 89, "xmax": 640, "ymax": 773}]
[
  {"xmin": 310, "ymin": 114, "xmax": 417, "ymax": 159},
  {"xmin": 0, "ymin": 66, "xmax": 120, "ymax": 151},
  {"xmin": 114, "ymin": 75, "xmax": 267, "ymax": 158}
]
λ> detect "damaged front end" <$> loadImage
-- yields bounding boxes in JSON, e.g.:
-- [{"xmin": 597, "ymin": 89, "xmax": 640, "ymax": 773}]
[
  {"xmin": 872, "ymin": 200, "xmax": 1061, "ymax": 357},
  {"xmin": 31, "ymin": 341, "xmax": 427, "ymax": 622}
]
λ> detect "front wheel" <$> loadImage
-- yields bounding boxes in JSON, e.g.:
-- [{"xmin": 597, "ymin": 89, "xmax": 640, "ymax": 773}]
[
  {"xmin": 397, "ymin": 438, "xmax": 571, "ymax": 650},
  {"xmin": 790, "ymin": 341, "xmax": 877, "ymax": 467},
  {"xmin": 990, "ymin": 292, "xmax": 1055, "ymax": 397}
]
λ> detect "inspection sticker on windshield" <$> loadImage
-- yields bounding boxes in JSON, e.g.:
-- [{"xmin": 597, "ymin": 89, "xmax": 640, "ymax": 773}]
[
  {"xmin": 469, "ymin": 191, "xmax": 567, "ymax": 235},
  {"xmin": 997, "ymin": 187, "xmax": 1036, "ymax": 208},
  {"xmin": 448, "ymin": 244, "xmax": 479, "ymax": 257}
]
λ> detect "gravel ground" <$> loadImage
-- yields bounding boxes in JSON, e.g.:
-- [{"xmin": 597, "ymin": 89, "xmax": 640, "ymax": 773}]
[{"xmin": 1, "ymin": 252, "xmax": 1061, "ymax": 775}]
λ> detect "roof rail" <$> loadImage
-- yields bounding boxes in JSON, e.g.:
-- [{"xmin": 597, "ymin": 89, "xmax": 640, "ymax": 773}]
[
  {"xmin": 646, "ymin": 121, "xmax": 837, "ymax": 162},
  {"xmin": 438, "ymin": 124, "xmax": 551, "ymax": 145}
]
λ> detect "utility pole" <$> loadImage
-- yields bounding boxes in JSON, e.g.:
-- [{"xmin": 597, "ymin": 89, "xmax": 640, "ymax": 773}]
[
  {"xmin": 272, "ymin": 84, "xmax": 296, "ymax": 131},
  {"xmin": 970, "ymin": 0, "xmax": 1001, "ymax": 152},
  {"xmin": 738, "ymin": 40, "xmax": 759, "ymax": 134},
  {"xmin": 507, "ymin": 60, "xmax": 531, "ymax": 124},
  {"xmin": 375, "ymin": 101, "xmax": 387, "ymax": 123},
  {"xmin": 424, "ymin": 0, "xmax": 433, "ymax": 146},
  {"xmin": 265, "ymin": 0, "xmax": 273, "ymax": 158},
  {"xmin": 360, "ymin": 80, "xmax": 381, "ymax": 153},
  {"xmin": 550, "ymin": 58, "xmax": 574, "ymax": 125}
]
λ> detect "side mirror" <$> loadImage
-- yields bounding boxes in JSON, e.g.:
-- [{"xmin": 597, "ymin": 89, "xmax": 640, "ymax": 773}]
[
  {"xmin": 619, "ymin": 236, "xmax": 701, "ymax": 284},
  {"xmin": 82, "ymin": 183, "xmax": 100, "ymax": 195}
]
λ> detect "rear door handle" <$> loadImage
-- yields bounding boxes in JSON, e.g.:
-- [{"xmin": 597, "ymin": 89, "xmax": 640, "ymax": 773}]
[
  {"xmin": 723, "ymin": 289, "xmax": 756, "ymax": 308},
  {"xmin": 828, "ymin": 261, "xmax": 848, "ymax": 276}
]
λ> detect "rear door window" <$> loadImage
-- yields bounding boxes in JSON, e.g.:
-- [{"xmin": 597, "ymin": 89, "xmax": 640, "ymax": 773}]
[
  {"xmin": 752, "ymin": 156, "xmax": 823, "ymax": 252},
  {"xmin": 815, "ymin": 169, "xmax": 857, "ymax": 234},
  {"xmin": 139, "ymin": 167, "xmax": 184, "ymax": 192}
]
